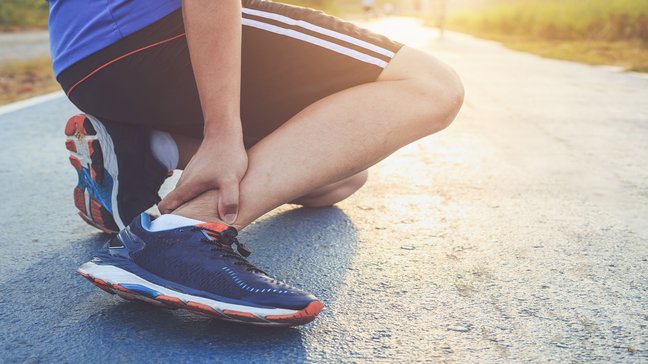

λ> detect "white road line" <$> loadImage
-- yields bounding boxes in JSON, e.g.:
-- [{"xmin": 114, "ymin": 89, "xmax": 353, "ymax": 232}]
[{"xmin": 0, "ymin": 91, "xmax": 65, "ymax": 117}]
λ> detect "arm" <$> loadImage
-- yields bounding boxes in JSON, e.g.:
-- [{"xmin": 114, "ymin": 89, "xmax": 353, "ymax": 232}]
[
  {"xmin": 183, "ymin": 0, "xmax": 242, "ymax": 137},
  {"xmin": 159, "ymin": 0, "xmax": 248, "ymax": 224}
]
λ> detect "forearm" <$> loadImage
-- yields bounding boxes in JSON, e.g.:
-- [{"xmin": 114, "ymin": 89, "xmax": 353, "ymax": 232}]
[{"xmin": 182, "ymin": 0, "xmax": 242, "ymax": 138}]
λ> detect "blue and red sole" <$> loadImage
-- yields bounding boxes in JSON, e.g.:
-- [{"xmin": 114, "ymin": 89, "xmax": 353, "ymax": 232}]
[
  {"xmin": 78, "ymin": 261, "xmax": 324, "ymax": 326},
  {"xmin": 65, "ymin": 115, "xmax": 119, "ymax": 234}
]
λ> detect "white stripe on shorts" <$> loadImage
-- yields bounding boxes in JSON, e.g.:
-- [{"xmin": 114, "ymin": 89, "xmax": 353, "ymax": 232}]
[
  {"xmin": 242, "ymin": 18, "xmax": 389, "ymax": 68},
  {"xmin": 242, "ymin": 7, "xmax": 395, "ymax": 58}
]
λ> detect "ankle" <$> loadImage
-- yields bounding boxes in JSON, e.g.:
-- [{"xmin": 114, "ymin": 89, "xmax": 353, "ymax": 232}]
[
  {"xmin": 172, "ymin": 206, "xmax": 226, "ymax": 226},
  {"xmin": 167, "ymin": 190, "xmax": 249, "ymax": 230},
  {"xmin": 172, "ymin": 209, "xmax": 247, "ymax": 231}
]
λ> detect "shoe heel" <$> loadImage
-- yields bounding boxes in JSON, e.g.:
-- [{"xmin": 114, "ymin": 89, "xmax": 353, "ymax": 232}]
[
  {"xmin": 88, "ymin": 139, "xmax": 105, "ymax": 184},
  {"xmin": 73, "ymin": 186, "xmax": 86, "ymax": 213},
  {"xmin": 64, "ymin": 114, "xmax": 96, "ymax": 137},
  {"xmin": 65, "ymin": 114, "xmax": 117, "ymax": 234},
  {"xmin": 89, "ymin": 198, "xmax": 118, "ymax": 233},
  {"xmin": 65, "ymin": 115, "xmax": 104, "ymax": 184}
]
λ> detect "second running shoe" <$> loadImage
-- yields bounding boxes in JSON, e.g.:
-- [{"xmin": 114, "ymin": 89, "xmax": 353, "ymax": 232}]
[
  {"xmin": 64, "ymin": 114, "xmax": 170, "ymax": 233},
  {"xmin": 78, "ymin": 213, "xmax": 323, "ymax": 326}
]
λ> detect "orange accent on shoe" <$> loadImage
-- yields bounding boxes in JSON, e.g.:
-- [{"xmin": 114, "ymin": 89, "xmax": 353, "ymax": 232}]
[
  {"xmin": 148, "ymin": 299, "xmax": 165, "ymax": 307},
  {"xmin": 94, "ymin": 278, "xmax": 107, "ymax": 286},
  {"xmin": 111, "ymin": 284, "xmax": 131, "ymax": 293},
  {"xmin": 64, "ymin": 115, "xmax": 86, "ymax": 136},
  {"xmin": 90, "ymin": 200, "xmax": 105, "ymax": 226},
  {"xmin": 265, "ymin": 301, "xmax": 324, "ymax": 325},
  {"xmin": 90, "ymin": 278, "xmax": 115, "ymax": 294},
  {"xmin": 117, "ymin": 293, "xmax": 135, "ymax": 300},
  {"xmin": 65, "ymin": 139, "xmax": 77, "ymax": 153},
  {"xmin": 186, "ymin": 302, "xmax": 224, "ymax": 317},
  {"xmin": 69, "ymin": 155, "xmax": 82, "ymax": 171},
  {"xmin": 73, "ymin": 187, "xmax": 86, "ymax": 213},
  {"xmin": 196, "ymin": 223, "xmax": 229, "ymax": 233},
  {"xmin": 78, "ymin": 212, "xmax": 117, "ymax": 234},
  {"xmin": 222, "ymin": 310, "xmax": 262, "ymax": 322},
  {"xmin": 156, "ymin": 295, "xmax": 185, "ymax": 307},
  {"xmin": 79, "ymin": 272, "xmax": 322, "ymax": 326}
]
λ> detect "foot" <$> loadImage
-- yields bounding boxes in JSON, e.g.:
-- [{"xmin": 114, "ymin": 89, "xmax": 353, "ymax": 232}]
[
  {"xmin": 78, "ymin": 213, "xmax": 323, "ymax": 326},
  {"xmin": 64, "ymin": 114, "xmax": 170, "ymax": 233}
]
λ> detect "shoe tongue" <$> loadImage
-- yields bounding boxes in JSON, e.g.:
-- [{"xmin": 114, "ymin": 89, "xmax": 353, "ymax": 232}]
[{"xmin": 149, "ymin": 214, "xmax": 204, "ymax": 232}]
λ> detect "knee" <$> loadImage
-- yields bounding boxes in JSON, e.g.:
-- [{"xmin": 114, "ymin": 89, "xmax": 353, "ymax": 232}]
[
  {"xmin": 415, "ymin": 60, "xmax": 464, "ymax": 133},
  {"xmin": 385, "ymin": 48, "xmax": 464, "ymax": 134},
  {"xmin": 436, "ymin": 67, "xmax": 464, "ymax": 128}
]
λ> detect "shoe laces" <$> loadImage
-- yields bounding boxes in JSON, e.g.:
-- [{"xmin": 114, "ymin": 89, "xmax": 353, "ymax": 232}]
[{"xmin": 191, "ymin": 226, "xmax": 265, "ymax": 274}]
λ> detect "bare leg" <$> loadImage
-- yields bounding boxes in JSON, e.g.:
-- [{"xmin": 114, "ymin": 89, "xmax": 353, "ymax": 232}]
[
  {"xmin": 171, "ymin": 47, "xmax": 464, "ymax": 230},
  {"xmin": 174, "ymin": 131, "xmax": 370, "ymax": 204},
  {"xmin": 173, "ymin": 132, "xmax": 369, "ymax": 206},
  {"xmin": 290, "ymin": 170, "xmax": 369, "ymax": 207}
]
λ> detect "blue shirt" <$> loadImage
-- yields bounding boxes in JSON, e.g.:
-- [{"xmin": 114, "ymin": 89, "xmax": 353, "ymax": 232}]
[{"xmin": 48, "ymin": 0, "xmax": 181, "ymax": 75}]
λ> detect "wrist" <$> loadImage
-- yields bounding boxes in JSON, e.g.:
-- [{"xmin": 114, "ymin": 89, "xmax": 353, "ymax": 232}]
[{"xmin": 203, "ymin": 116, "xmax": 242, "ymax": 140}]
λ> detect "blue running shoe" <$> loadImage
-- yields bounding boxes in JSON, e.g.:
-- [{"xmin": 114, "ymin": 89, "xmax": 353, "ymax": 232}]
[
  {"xmin": 78, "ymin": 213, "xmax": 324, "ymax": 326},
  {"xmin": 65, "ymin": 114, "xmax": 170, "ymax": 234}
]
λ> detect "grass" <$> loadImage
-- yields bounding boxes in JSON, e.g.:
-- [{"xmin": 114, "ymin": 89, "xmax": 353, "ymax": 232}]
[
  {"xmin": 277, "ymin": 0, "xmax": 340, "ymax": 14},
  {"xmin": 502, "ymin": 38, "xmax": 648, "ymax": 73},
  {"xmin": 0, "ymin": 0, "xmax": 48, "ymax": 30},
  {"xmin": 441, "ymin": 0, "xmax": 648, "ymax": 72},
  {"xmin": 0, "ymin": 58, "xmax": 59, "ymax": 105}
]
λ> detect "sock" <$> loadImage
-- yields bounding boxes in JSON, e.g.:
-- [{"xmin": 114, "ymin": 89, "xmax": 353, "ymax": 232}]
[
  {"xmin": 150, "ymin": 130, "xmax": 179, "ymax": 171},
  {"xmin": 149, "ymin": 214, "xmax": 204, "ymax": 232}
]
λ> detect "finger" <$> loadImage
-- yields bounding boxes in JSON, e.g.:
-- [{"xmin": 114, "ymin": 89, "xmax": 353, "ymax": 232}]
[
  {"xmin": 159, "ymin": 178, "xmax": 206, "ymax": 214},
  {"xmin": 218, "ymin": 180, "xmax": 240, "ymax": 225}
]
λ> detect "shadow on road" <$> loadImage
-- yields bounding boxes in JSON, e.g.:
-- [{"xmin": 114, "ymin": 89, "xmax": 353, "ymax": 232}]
[{"xmin": 0, "ymin": 206, "xmax": 358, "ymax": 361}]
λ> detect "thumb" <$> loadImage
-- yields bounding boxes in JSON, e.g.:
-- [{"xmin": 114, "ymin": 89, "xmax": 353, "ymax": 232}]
[
  {"xmin": 159, "ymin": 179, "xmax": 203, "ymax": 214},
  {"xmin": 218, "ymin": 180, "xmax": 240, "ymax": 225}
]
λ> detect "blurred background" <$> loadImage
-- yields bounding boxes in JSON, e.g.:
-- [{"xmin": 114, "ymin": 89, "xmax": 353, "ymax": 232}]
[
  {"xmin": 1, "ymin": 1, "xmax": 647, "ymax": 361},
  {"xmin": 1, "ymin": 0, "xmax": 647, "ymax": 105}
]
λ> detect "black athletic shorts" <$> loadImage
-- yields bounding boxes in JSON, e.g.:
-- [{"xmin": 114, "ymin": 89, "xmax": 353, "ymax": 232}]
[{"xmin": 57, "ymin": 0, "xmax": 404, "ymax": 148}]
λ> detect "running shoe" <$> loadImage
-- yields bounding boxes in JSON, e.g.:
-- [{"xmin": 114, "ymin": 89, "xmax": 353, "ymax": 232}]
[
  {"xmin": 78, "ymin": 213, "xmax": 324, "ymax": 326},
  {"xmin": 64, "ymin": 114, "xmax": 169, "ymax": 234}
]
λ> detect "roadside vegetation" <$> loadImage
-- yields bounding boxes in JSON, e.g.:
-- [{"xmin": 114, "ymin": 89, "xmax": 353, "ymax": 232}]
[
  {"xmin": 0, "ymin": 0, "xmax": 48, "ymax": 31},
  {"xmin": 443, "ymin": 0, "xmax": 648, "ymax": 72},
  {"xmin": 279, "ymin": 0, "xmax": 340, "ymax": 13},
  {"xmin": 0, "ymin": 58, "xmax": 59, "ymax": 105}
]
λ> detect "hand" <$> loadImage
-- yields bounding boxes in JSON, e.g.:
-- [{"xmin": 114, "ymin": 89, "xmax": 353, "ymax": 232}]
[{"xmin": 158, "ymin": 133, "xmax": 248, "ymax": 224}]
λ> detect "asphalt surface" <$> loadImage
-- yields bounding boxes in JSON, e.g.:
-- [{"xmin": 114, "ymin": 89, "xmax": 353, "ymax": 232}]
[
  {"xmin": 0, "ymin": 31, "xmax": 50, "ymax": 63},
  {"xmin": 1, "ymin": 18, "xmax": 647, "ymax": 362}
]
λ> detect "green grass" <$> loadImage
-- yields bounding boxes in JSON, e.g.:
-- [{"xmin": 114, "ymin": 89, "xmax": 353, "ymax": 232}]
[
  {"xmin": 441, "ymin": 0, "xmax": 648, "ymax": 71},
  {"xmin": 0, "ymin": 58, "xmax": 59, "ymax": 105},
  {"xmin": 276, "ymin": 0, "xmax": 340, "ymax": 14},
  {"xmin": 0, "ymin": 0, "xmax": 48, "ymax": 30},
  {"xmin": 448, "ymin": 0, "xmax": 648, "ymax": 42},
  {"xmin": 504, "ymin": 39, "xmax": 648, "ymax": 72}
]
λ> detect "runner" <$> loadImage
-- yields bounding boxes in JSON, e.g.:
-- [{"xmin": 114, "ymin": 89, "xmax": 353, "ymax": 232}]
[
  {"xmin": 50, "ymin": 0, "xmax": 464, "ymax": 326},
  {"xmin": 362, "ymin": 0, "xmax": 376, "ymax": 19}
]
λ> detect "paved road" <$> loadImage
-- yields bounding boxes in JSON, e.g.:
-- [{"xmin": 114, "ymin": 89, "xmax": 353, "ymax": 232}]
[
  {"xmin": 1, "ymin": 18, "xmax": 646, "ymax": 362},
  {"xmin": 0, "ymin": 31, "xmax": 49, "ymax": 63}
]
